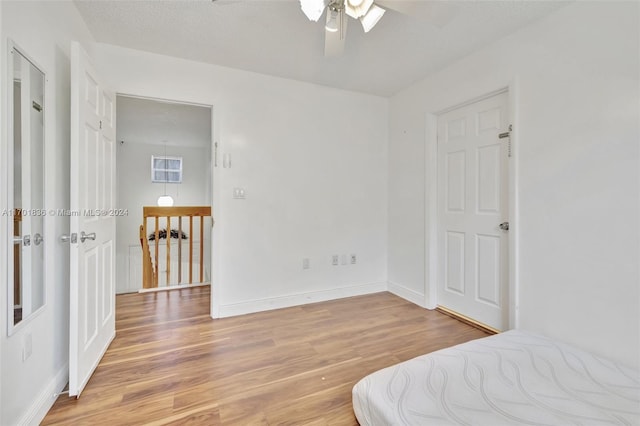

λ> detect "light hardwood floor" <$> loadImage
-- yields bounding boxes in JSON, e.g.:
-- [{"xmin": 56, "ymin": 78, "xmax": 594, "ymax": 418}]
[{"xmin": 43, "ymin": 287, "xmax": 489, "ymax": 425}]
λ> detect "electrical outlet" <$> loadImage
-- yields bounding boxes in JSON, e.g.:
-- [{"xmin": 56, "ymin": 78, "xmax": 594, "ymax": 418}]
[
  {"xmin": 332, "ymin": 255, "xmax": 339, "ymax": 266},
  {"xmin": 23, "ymin": 332, "xmax": 32, "ymax": 362},
  {"xmin": 350, "ymin": 254, "xmax": 356, "ymax": 264},
  {"xmin": 302, "ymin": 258, "xmax": 310, "ymax": 269},
  {"xmin": 340, "ymin": 254, "xmax": 348, "ymax": 265}
]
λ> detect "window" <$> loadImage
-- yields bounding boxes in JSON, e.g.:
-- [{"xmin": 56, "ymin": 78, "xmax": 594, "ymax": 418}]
[{"xmin": 151, "ymin": 156, "xmax": 183, "ymax": 183}]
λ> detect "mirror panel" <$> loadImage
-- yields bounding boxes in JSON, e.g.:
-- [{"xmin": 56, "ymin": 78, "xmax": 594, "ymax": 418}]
[{"xmin": 9, "ymin": 45, "xmax": 46, "ymax": 332}]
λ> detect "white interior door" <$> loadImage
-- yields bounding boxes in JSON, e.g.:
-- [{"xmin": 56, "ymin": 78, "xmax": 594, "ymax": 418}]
[
  {"xmin": 69, "ymin": 41, "xmax": 116, "ymax": 397},
  {"xmin": 437, "ymin": 92, "xmax": 509, "ymax": 331}
]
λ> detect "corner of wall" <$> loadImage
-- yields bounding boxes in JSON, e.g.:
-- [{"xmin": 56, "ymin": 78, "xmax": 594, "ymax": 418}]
[
  {"xmin": 387, "ymin": 281, "xmax": 426, "ymax": 308},
  {"xmin": 18, "ymin": 364, "xmax": 68, "ymax": 426}
]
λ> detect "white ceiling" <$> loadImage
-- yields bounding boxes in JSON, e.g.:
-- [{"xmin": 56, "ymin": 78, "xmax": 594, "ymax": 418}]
[
  {"xmin": 117, "ymin": 96, "xmax": 212, "ymax": 147},
  {"xmin": 74, "ymin": 0, "xmax": 571, "ymax": 97}
]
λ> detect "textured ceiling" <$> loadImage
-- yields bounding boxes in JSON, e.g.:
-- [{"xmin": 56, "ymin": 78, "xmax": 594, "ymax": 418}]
[{"xmin": 74, "ymin": 0, "xmax": 571, "ymax": 97}]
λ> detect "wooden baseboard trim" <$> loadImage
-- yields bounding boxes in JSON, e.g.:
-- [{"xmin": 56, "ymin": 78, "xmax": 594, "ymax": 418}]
[{"xmin": 435, "ymin": 305, "xmax": 500, "ymax": 335}]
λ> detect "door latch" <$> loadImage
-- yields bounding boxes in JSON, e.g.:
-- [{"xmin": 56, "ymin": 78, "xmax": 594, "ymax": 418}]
[
  {"xmin": 60, "ymin": 233, "xmax": 78, "ymax": 244},
  {"xmin": 499, "ymin": 125, "xmax": 513, "ymax": 157},
  {"xmin": 13, "ymin": 234, "xmax": 31, "ymax": 246}
]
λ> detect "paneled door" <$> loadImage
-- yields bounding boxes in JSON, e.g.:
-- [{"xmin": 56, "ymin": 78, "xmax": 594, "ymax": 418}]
[
  {"xmin": 69, "ymin": 41, "xmax": 116, "ymax": 397},
  {"xmin": 437, "ymin": 92, "xmax": 509, "ymax": 331}
]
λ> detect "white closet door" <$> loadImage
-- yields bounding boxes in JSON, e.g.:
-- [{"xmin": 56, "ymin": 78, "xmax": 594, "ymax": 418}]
[{"xmin": 437, "ymin": 92, "xmax": 509, "ymax": 330}]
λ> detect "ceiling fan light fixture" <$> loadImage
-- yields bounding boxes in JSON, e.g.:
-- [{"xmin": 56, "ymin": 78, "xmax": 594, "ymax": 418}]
[
  {"xmin": 345, "ymin": 0, "xmax": 374, "ymax": 19},
  {"xmin": 325, "ymin": 9, "xmax": 339, "ymax": 32},
  {"xmin": 300, "ymin": 0, "xmax": 329, "ymax": 22},
  {"xmin": 360, "ymin": 4, "xmax": 385, "ymax": 33}
]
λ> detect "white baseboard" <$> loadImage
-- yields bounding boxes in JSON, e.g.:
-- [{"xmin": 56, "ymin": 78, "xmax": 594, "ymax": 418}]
[
  {"xmin": 387, "ymin": 281, "xmax": 426, "ymax": 308},
  {"xmin": 19, "ymin": 363, "xmax": 68, "ymax": 426},
  {"xmin": 219, "ymin": 281, "xmax": 388, "ymax": 318}
]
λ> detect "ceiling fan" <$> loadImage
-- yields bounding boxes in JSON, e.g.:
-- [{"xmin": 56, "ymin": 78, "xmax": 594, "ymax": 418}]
[{"xmin": 299, "ymin": 0, "xmax": 456, "ymax": 56}]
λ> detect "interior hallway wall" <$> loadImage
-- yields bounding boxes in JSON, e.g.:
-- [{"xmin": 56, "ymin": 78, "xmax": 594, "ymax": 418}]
[{"xmin": 93, "ymin": 42, "xmax": 389, "ymax": 316}]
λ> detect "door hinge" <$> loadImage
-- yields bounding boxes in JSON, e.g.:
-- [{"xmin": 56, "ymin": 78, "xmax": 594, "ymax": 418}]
[
  {"xmin": 99, "ymin": 120, "xmax": 103, "ymax": 130},
  {"xmin": 214, "ymin": 142, "xmax": 218, "ymax": 167},
  {"xmin": 499, "ymin": 125, "xmax": 513, "ymax": 157}
]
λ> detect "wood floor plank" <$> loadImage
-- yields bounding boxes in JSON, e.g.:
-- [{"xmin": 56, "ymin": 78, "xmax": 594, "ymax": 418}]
[{"xmin": 42, "ymin": 287, "xmax": 489, "ymax": 425}]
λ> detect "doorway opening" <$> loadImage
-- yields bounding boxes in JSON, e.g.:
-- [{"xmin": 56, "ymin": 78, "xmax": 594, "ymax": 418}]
[{"xmin": 115, "ymin": 95, "xmax": 213, "ymax": 298}]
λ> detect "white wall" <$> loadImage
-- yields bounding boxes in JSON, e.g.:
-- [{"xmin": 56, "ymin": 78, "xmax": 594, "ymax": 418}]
[
  {"xmin": 93, "ymin": 43, "xmax": 389, "ymax": 316},
  {"xmin": 388, "ymin": 1, "xmax": 639, "ymax": 368},
  {"xmin": 0, "ymin": 1, "xmax": 95, "ymax": 424},
  {"xmin": 116, "ymin": 141, "xmax": 210, "ymax": 293}
]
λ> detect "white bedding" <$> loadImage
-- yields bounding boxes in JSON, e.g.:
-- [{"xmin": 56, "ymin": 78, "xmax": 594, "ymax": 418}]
[{"xmin": 352, "ymin": 330, "xmax": 640, "ymax": 425}]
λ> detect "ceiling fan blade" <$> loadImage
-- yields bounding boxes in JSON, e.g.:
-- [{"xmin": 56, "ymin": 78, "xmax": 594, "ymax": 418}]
[
  {"xmin": 324, "ymin": 8, "xmax": 348, "ymax": 57},
  {"xmin": 376, "ymin": 0, "xmax": 457, "ymax": 28},
  {"xmin": 300, "ymin": 0, "xmax": 330, "ymax": 21}
]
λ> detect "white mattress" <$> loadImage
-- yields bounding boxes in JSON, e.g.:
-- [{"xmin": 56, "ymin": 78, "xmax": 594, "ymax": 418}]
[{"xmin": 352, "ymin": 330, "xmax": 640, "ymax": 425}]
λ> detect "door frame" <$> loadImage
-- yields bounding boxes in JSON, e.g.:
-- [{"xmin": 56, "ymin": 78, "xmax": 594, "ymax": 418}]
[
  {"xmin": 424, "ymin": 82, "xmax": 520, "ymax": 329},
  {"xmin": 114, "ymin": 93, "xmax": 221, "ymax": 318}
]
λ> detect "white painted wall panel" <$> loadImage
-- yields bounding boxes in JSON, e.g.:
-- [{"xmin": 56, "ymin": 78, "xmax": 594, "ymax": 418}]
[
  {"xmin": 93, "ymin": 42, "xmax": 389, "ymax": 310},
  {"xmin": 388, "ymin": 1, "xmax": 639, "ymax": 368}
]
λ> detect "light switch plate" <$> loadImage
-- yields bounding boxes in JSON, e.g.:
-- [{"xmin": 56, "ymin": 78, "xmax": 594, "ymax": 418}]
[{"xmin": 233, "ymin": 187, "xmax": 246, "ymax": 199}]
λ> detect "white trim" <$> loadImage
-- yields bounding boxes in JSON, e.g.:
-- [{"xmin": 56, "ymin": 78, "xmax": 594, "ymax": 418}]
[
  {"xmin": 218, "ymin": 282, "xmax": 387, "ymax": 318},
  {"xmin": 138, "ymin": 282, "xmax": 210, "ymax": 294},
  {"xmin": 434, "ymin": 87, "xmax": 509, "ymax": 116},
  {"xmin": 116, "ymin": 93, "xmax": 212, "ymax": 109},
  {"xmin": 507, "ymin": 79, "xmax": 520, "ymax": 329},
  {"xmin": 1, "ymin": 6, "xmax": 6, "ymax": 417},
  {"xmin": 425, "ymin": 84, "xmax": 519, "ymax": 330},
  {"xmin": 17, "ymin": 364, "xmax": 68, "ymax": 426},
  {"xmin": 424, "ymin": 114, "xmax": 438, "ymax": 310},
  {"xmin": 210, "ymin": 107, "xmax": 221, "ymax": 319},
  {"xmin": 6, "ymin": 39, "xmax": 48, "ymax": 336},
  {"xmin": 388, "ymin": 281, "xmax": 425, "ymax": 307}
]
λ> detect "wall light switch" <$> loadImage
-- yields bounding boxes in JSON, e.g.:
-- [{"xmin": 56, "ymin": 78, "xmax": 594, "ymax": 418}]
[
  {"xmin": 233, "ymin": 187, "xmax": 246, "ymax": 199},
  {"xmin": 223, "ymin": 153, "xmax": 232, "ymax": 168}
]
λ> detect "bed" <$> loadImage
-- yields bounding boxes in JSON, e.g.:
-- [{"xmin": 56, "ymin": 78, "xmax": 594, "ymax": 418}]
[{"xmin": 352, "ymin": 330, "xmax": 640, "ymax": 425}]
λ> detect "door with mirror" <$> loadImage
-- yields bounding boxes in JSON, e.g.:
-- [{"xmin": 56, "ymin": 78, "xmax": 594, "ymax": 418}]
[{"xmin": 8, "ymin": 43, "xmax": 46, "ymax": 333}]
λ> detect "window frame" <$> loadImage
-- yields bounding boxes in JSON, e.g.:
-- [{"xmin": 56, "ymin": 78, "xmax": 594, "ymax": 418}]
[{"xmin": 151, "ymin": 155, "xmax": 183, "ymax": 183}]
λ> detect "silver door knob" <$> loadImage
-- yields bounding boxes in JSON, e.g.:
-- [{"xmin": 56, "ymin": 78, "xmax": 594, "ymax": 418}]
[
  {"xmin": 33, "ymin": 233, "xmax": 43, "ymax": 245},
  {"xmin": 80, "ymin": 231, "xmax": 96, "ymax": 243},
  {"xmin": 499, "ymin": 222, "xmax": 509, "ymax": 231}
]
